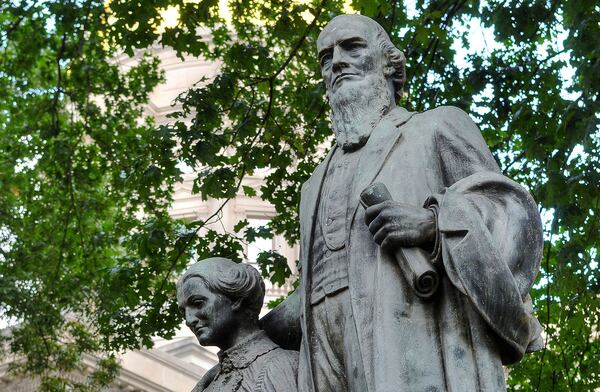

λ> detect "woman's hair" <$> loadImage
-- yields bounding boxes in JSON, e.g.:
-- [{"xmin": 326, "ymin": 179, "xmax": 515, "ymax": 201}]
[{"xmin": 176, "ymin": 257, "xmax": 265, "ymax": 318}]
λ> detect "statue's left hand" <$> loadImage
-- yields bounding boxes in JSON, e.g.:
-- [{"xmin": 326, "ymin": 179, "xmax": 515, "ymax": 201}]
[{"xmin": 365, "ymin": 200, "xmax": 436, "ymax": 250}]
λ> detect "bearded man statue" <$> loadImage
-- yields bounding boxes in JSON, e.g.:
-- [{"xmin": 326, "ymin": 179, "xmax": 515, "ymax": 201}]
[{"xmin": 262, "ymin": 14, "xmax": 544, "ymax": 392}]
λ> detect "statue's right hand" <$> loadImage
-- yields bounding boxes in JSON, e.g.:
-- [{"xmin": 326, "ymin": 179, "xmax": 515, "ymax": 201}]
[{"xmin": 364, "ymin": 200, "xmax": 436, "ymax": 251}]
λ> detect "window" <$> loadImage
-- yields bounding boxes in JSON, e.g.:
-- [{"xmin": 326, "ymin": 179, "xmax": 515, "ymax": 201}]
[{"xmin": 246, "ymin": 218, "xmax": 273, "ymax": 266}]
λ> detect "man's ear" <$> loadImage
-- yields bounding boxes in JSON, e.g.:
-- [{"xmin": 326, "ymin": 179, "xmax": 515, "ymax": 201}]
[{"xmin": 231, "ymin": 297, "xmax": 244, "ymax": 312}]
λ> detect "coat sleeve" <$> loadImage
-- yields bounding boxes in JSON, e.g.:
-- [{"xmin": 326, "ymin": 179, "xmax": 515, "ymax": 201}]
[
  {"xmin": 427, "ymin": 106, "xmax": 544, "ymax": 364},
  {"xmin": 259, "ymin": 290, "xmax": 301, "ymax": 350}
]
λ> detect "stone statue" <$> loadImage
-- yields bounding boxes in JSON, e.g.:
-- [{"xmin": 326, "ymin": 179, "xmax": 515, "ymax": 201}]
[
  {"xmin": 177, "ymin": 257, "xmax": 299, "ymax": 391},
  {"xmin": 262, "ymin": 14, "xmax": 544, "ymax": 391}
]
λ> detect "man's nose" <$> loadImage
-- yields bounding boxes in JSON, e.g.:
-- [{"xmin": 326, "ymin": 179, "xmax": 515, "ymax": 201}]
[
  {"xmin": 184, "ymin": 308, "xmax": 198, "ymax": 329},
  {"xmin": 331, "ymin": 45, "xmax": 349, "ymax": 73}
]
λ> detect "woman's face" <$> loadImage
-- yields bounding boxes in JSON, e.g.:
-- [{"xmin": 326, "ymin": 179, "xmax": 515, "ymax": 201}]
[{"xmin": 179, "ymin": 277, "xmax": 238, "ymax": 350}]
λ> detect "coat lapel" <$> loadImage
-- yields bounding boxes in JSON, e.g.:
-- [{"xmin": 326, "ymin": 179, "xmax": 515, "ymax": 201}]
[{"xmin": 346, "ymin": 107, "xmax": 416, "ymax": 235}]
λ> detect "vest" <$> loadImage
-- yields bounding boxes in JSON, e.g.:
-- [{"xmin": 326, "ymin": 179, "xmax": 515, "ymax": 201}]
[{"xmin": 309, "ymin": 147, "xmax": 359, "ymax": 305}]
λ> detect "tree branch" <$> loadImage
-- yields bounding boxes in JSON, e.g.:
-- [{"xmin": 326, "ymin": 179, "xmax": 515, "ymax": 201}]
[
  {"xmin": 50, "ymin": 33, "xmax": 67, "ymax": 137},
  {"xmin": 151, "ymin": 80, "xmax": 276, "ymax": 307}
]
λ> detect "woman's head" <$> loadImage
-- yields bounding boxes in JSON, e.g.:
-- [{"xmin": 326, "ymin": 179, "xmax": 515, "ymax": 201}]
[{"xmin": 176, "ymin": 257, "xmax": 265, "ymax": 348}]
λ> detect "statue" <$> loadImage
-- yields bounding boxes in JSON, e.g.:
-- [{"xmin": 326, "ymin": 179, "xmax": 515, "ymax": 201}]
[
  {"xmin": 177, "ymin": 257, "xmax": 299, "ymax": 391},
  {"xmin": 262, "ymin": 14, "xmax": 544, "ymax": 391}
]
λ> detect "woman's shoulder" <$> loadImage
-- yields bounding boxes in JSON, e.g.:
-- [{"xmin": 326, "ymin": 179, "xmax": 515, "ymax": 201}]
[{"xmin": 256, "ymin": 348, "xmax": 299, "ymax": 391}]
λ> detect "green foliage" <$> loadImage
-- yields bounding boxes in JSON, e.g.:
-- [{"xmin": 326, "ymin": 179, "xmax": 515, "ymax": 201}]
[
  {"xmin": 257, "ymin": 250, "xmax": 292, "ymax": 287},
  {"xmin": 266, "ymin": 294, "xmax": 288, "ymax": 310},
  {"xmin": 1, "ymin": 0, "xmax": 598, "ymax": 390},
  {"xmin": 0, "ymin": 0, "xmax": 183, "ymax": 388}
]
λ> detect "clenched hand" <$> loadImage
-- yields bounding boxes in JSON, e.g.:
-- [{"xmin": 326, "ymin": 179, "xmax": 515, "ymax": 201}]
[{"xmin": 364, "ymin": 200, "xmax": 436, "ymax": 250}]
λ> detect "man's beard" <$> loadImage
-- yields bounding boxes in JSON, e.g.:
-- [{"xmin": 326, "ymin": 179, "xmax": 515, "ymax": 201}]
[{"xmin": 329, "ymin": 74, "xmax": 394, "ymax": 151}]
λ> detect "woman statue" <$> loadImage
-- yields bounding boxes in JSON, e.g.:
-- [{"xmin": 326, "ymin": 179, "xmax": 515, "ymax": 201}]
[{"xmin": 177, "ymin": 257, "xmax": 298, "ymax": 392}]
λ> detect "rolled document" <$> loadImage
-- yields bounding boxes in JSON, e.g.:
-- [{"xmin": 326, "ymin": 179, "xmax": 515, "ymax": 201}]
[{"xmin": 360, "ymin": 182, "xmax": 439, "ymax": 299}]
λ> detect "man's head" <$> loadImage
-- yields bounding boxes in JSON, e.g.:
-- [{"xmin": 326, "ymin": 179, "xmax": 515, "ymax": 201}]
[
  {"xmin": 317, "ymin": 15, "xmax": 406, "ymax": 151},
  {"xmin": 176, "ymin": 257, "xmax": 265, "ymax": 349},
  {"xmin": 317, "ymin": 14, "xmax": 406, "ymax": 101}
]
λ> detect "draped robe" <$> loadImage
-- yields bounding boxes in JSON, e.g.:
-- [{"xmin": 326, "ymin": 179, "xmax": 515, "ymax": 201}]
[{"xmin": 295, "ymin": 105, "xmax": 543, "ymax": 391}]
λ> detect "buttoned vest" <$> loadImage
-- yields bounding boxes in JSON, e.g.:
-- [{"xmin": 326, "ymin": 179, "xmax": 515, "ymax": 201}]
[{"xmin": 309, "ymin": 148, "xmax": 358, "ymax": 305}]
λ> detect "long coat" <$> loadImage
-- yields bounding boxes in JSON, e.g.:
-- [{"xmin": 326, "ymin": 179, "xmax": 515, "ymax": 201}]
[{"xmin": 297, "ymin": 106, "xmax": 544, "ymax": 392}]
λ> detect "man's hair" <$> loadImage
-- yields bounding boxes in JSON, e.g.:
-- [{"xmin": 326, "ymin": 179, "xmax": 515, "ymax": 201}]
[
  {"xmin": 375, "ymin": 27, "xmax": 406, "ymax": 102},
  {"xmin": 176, "ymin": 257, "xmax": 265, "ymax": 318},
  {"xmin": 328, "ymin": 14, "xmax": 407, "ymax": 102}
]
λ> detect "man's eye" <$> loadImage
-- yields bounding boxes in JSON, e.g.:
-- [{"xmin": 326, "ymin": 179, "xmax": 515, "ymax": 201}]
[
  {"xmin": 193, "ymin": 299, "xmax": 204, "ymax": 307},
  {"xmin": 320, "ymin": 54, "xmax": 331, "ymax": 67},
  {"xmin": 345, "ymin": 43, "xmax": 363, "ymax": 52}
]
